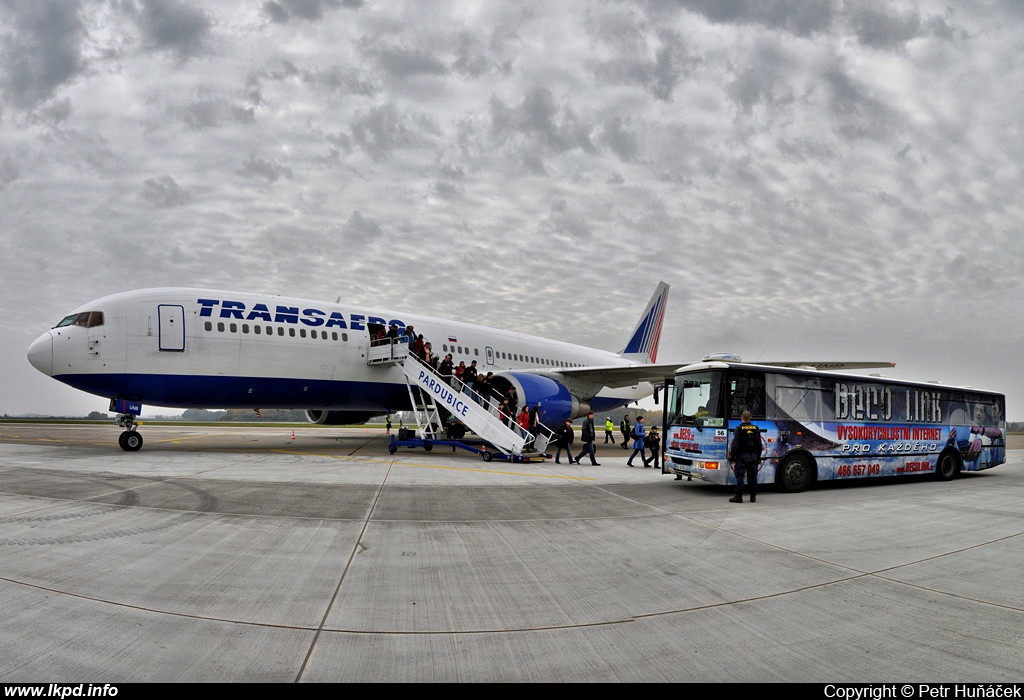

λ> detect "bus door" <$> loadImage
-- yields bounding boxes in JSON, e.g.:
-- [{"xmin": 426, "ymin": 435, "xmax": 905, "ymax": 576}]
[
  {"xmin": 725, "ymin": 369, "xmax": 770, "ymax": 480},
  {"xmin": 666, "ymin": 370, "xmax": 727, "ymax": 469}
]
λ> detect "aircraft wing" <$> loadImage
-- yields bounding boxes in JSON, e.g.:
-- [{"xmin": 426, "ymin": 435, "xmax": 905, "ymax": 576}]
[
  {"xmin": 550, "ymin": 360, "xmax": 896, "ymax": 389},
  {"xmin": 553, "ymin": 363, "xmax": 690, "ymax": 388}
]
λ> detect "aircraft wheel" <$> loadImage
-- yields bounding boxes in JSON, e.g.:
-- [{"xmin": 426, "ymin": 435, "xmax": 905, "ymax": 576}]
[
  {"xmin": 423, "ymin": 442, "xmax": 432, "ymax": 452},
  {"xmin": 777, "ymin": 454, "xmax": 812, "ymax": 492},
  {"xmin": 123, "ymin": 431, "xmax": 144, "ymax": 452},
  {"xmin": 118, "ymin": 432, "xmax": 129, "ymax": 450},
  {"xmin": 481, "ymin": 451, "xmax": 493, "ymax": 462},
  {"xmin": 935, "ymin": 451, "xmax": 961, "ymax": 480}
]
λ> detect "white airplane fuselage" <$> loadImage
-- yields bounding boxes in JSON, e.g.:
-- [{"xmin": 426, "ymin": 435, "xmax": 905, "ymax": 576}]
[{"xmin": 27, "ymin": 288, "xmax": 652, "ymax": 422}]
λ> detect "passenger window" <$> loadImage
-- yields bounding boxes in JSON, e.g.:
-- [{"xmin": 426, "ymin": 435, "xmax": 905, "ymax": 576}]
[
  {"xmin": 289, "ymin": 328, "xmax": 295, "ymax": 337},
  {"xmin": 230, "ymin": 323, "xmax": 237, "ymax": 333},
  {"xmin": 278, "ymin": 327, "xmax": 284, "ymax": 336},
  {"xmin": 729, "ymin": 371, "xmax": 766, "ymax": 419},
  {"xmin": 217, "ymin": 322, "xmax": 225, "ymax": 332},
  {"xmin": 300, "ymin": 329, "xmax": 306, "ymax": 338},
  {"xmin": 242, "ymin": 324, "xmax": 249, "ymax": 333},
  {"xmin": 205, "ymin": 321, "xmax": 212, "ymax": 331},
  {"xmin": 332, "ymin": 332, "xmax": 338, "ymax": 341},
  {"xmin": 254, "ymin": 326, "xmax": 261, "ymax": 335}
]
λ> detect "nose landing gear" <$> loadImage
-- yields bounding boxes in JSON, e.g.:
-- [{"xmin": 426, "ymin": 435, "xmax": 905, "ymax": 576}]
[{"xmin": 115, "ymin": 413, "xmax": 144, "ymax": 451}]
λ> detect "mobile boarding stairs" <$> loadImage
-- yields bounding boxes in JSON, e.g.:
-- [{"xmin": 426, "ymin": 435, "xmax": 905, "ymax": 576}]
[{"xmin": 368, "ymin": 339, "xmax": 554, "ymax": 462}]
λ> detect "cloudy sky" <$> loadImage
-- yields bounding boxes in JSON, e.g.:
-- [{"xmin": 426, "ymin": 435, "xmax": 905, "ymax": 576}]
[{"xmin": 1, "ymin": 0, "xmax": 1022, "ymax": 418}]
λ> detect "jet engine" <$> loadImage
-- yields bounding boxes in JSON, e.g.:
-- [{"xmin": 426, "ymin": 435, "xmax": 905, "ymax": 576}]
[
  {"xmin": 305, "ymin": 410, "xmax": 381, "ymax": 425},
  {"xmin": 489, "ymin": 372, "xmax": 587, "ymax": 427}
]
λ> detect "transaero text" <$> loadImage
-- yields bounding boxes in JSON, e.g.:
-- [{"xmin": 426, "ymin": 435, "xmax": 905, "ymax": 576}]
[
  {"xmin": 824, "ymin": 686, "xmax": 1021, "ymax": 699},
  {"xmin": 197, "ymin": 299, "xmax": 404, "ymax": 331}
]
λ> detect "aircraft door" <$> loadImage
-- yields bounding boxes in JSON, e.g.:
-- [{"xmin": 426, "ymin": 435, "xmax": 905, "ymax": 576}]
[{"xmin": 158, "ymin": 304, "xmax": 185, "ymax": 351}]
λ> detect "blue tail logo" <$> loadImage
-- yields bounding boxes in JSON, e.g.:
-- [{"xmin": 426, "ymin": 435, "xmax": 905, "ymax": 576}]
[{"xmin": 620, "ymin": 282, "xmax": 669, "ymax": 363}]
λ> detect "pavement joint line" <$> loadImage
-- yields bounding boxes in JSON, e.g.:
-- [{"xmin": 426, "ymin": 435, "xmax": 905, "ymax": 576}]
[
  {"xmin": 1, "ymin": 488, "xmax": 1021, "ymax": 636},
  {"xmin": 0, "ymin": 457, "xmax": 260, "ymax": 521},
  {"xmin": 149, "ymin": 433, "xmax": 233, "ymax": 444},
  {"xmin": 656, "ymin": 510, "xmax": 1024, "ymax": 615},
  {"xmin": 0, "ymin": 570, "xmax": 642, "ymax": 635},
  {"xmin": 295, "ymin": 451, "xmax": 395, "ymax": 682},
  {"xmin": 634, "ymin": 563, "xmax": 1024, "ymax": 622},
  {"xmin": 16, "ymin": 546, "xmax": 1015, "ymax": 639},
  {"xmin": 268, "ymin": 449, "xmax": 596, "ymax": 480},
  {"xmin": 348, "ymin": 432, "xmax": 383, "ymax": 456}
]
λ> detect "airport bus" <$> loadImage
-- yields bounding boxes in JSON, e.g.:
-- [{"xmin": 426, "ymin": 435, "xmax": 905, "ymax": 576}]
[{"xmin": 662, "ymin": 358, "xmax": 1006, "ymax": 492}]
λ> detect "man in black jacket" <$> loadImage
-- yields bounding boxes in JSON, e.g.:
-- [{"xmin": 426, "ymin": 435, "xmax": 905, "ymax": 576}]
[
  {"xmin": 554, "ymin": 419, "xmax": 575, "ymax": 464},
  {"xmin": 574, "ymin": 411, "xmax": 600, "ymax": 465},
  {"xmin": 728, "ymin": 411, "xmax": 763, "ymax": 503}
]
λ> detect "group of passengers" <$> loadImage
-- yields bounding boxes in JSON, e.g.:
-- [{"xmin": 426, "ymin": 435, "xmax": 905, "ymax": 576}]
[{"xmin": 377, "ymin": 323, "xmax": 546, "ymax": 445}]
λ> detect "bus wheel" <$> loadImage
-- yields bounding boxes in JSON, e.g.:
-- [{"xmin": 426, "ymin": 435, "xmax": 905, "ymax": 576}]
[
  {"xmin": 777, "ymin": 455, "xmax": 812, "ymax": 493},
  {"xmin": 936, "ymin": 451, "xmax": 961, "ymax": 480}
]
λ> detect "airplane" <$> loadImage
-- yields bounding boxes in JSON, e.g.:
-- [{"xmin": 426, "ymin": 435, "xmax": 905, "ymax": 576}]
[{"xmin": 27, "ymin": 282, "xmax": 681, "ymax": 451}]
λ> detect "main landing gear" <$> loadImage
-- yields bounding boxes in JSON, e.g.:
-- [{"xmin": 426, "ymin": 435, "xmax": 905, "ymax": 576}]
[{"xmin": 115, "ymin": 413, "xmax": 144, "ymax": 452}]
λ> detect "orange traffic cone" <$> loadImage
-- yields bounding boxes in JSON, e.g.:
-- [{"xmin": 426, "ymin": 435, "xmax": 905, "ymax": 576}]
[{"xmin": 291, "ymin": 430, "xmax": 295, "ymax": 440}]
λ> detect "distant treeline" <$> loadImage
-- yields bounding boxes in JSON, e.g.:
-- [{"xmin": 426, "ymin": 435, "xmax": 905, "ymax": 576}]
[{"xmin": 180, "ymin": 409, "xmax": 310, "ymax": 422}]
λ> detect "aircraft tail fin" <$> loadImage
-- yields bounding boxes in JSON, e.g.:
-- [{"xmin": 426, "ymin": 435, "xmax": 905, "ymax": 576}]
[{"xmin": 619, "ymin": 281, "xmax": 669, "ymax": 364}]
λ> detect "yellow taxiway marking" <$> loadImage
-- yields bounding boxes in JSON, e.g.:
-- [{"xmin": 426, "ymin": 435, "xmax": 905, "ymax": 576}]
[
  {"xmin": 269, "ymin": 449, "xmax": 596, "ymax": 481},
  {"xmin": 148, "ymin": 433, "xmax": 234, "ymax": 444}
]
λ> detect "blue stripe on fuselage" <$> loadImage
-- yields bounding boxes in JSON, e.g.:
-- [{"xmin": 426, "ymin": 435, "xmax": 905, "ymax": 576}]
[
  {"xmin": 55, "ymin": 373, "xmax": 413, "ymax": 411},
  {"xmin": 54, "ymin": 373, "xmax": 636, "ymax": 424}
]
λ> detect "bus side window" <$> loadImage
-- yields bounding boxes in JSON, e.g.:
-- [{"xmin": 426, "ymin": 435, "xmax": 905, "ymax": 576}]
[{"xmin": 730, "ymin": 372, "xmax": 766, "ymax": 419}]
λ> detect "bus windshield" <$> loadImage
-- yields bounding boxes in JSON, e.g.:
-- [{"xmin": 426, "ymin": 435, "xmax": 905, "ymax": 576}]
[{"xmin": 670, "ymin": 370, "xmax": 724, "ymax": 428}]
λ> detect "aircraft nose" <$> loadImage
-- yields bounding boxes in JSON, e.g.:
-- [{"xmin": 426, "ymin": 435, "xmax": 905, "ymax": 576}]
[{"xmin": 27, "ymin": 332, "xmax": 53, "ymax": 376}]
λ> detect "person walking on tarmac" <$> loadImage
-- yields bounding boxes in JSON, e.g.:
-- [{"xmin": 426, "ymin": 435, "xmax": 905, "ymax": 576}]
[
  {"xmin": 574, "ymin": 411, "xmax": 600, "ymax": 465},
  {"xmin": 644, "ymin": 427, "xmax": 660, "ymax": 469},
  {"xmin": 620, "ymin": 414, "xmax": 632, "ymax": 449},
  {"xmin": 626, "ymin": 415, "xmax": 647, "ymax": 467},
  {"xmin": 554, "ymin": 419, "xmax": 576, "ymax": 464},
  {"xmin": 605, "ymin": 417, "xmax": 615, "ymax": 444},
  {"xmin": 728, "ymin": 410, "xmax": 763, "ymax": 503}
]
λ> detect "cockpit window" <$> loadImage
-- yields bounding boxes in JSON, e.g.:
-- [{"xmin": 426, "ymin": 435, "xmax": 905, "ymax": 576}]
[{"xmin": 55, "ymin": 311, "xmax": 104, "ymax": 328}]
